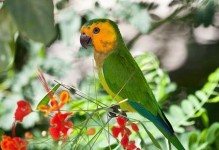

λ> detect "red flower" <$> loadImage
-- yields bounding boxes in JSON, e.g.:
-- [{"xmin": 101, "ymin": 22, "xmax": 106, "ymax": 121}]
[
  {"xmin": 38, "ymin": 91, "xmax": 71, "ymax": 116},
  {"xmin": 112, "ymin": 116, "xmax": 131, "ymax": 138},
  {"xmin": 0, "ymin": 135, "xmax": 28, "ymax": 150},
  {"xmin": 49, "ymin": 112, "xmax": 73, "ymax": 140},
  {"xmin": 130, "ymin": 123, "xmax": 139, "ymax": 132},
  {"xmin": 117, "ymin": 116, "xmax": 126, "ymax": 127},
  {"xmin": 125, "ymin": 141, "xmax": 140, "ymax": 150},
  {"xmin": 121, "ymin": 134, "xmax": 129, "ymax": 147},
  {"xmin": 111, "ymin": 116, "xmax": 141, "ymax": 150},
  {"xmin": 15, "ymin": 100, "xmax": 32, "ymax": 122}
]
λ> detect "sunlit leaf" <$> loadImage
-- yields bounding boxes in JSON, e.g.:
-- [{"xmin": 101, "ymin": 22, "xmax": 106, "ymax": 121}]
[
  {"xmin": 174, "ymin": 126, "xmax": 185, "ymax": 133},
  {"xmin": 202, "ymin": 82, "xmax": 217, "ymax": 94},
  {"xmin": 208, "ymin": 95, "xmax": 219, "ymax": 103},
  {"xmin": 169, "ymin": 105, "xmax": 185, "ymax": 119},
  {"xmin": 36, "ymin": 83, "xmax": 60, "ymax": 109},
  {"xmin": 208, "ymin": 68, "xmax": 219, "ymax": 82},
  {"xmin": 195, "ymin": 91, "xmax": 208, "ymax": 102},
  {"xmin": 188, "ymin": 95, "xmax": 200, "ymax": 108},
  {"xmin": 180, "ymin": 121, "xmax": 195, "ymax": 127},
  {"xmin": 181, "ymin": 100, "xmax": 194, "ymax": 115}
]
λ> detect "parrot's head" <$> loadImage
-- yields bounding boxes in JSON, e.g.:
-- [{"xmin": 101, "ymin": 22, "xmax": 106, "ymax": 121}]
[{"xmin": 80, "ymin": 19, "xmax": 120, "ymax": 54}]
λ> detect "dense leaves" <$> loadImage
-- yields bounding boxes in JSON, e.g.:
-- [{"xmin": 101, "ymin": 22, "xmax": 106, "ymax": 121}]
[
  {"xmin": 0, "ymin": 8, "xmax": 16, "ymax": 72},
  {"xmin": 0, "ymin": 0, "xmax": 219, "ymax": 149},
  {"xmin": 167, "ymin": 68, "xmax": 219, "ymax": 133},
  {"xmin": 5, "ymin": 0, "xmax": 56, "ymax": 45}
]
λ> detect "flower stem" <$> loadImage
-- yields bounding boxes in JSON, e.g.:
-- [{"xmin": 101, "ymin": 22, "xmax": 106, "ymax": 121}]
[{"xmin": 12, "ymin": 120, "xmax": 16, "ymax": 137}]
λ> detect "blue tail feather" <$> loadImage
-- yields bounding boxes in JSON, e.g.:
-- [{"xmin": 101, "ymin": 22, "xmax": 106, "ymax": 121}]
[
  {"xmin": 128, "ymin": 100, "xmax": 185, "ymax": 150},
  {"xmin": 128, "ymin": 100, "xmax": 174, "ymax": 135}
]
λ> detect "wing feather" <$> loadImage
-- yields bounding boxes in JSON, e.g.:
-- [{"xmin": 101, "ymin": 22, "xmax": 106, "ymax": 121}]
[
  {"xmin": 102, "ymin": 49, "xmax": 174, "ymax": 134},
  {"xmin": 103, "ymin": 49, "xmax": 159, "ymax": 115}
]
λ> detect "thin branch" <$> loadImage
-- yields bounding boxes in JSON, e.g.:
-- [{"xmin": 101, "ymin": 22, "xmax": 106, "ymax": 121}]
[{"xmin": 127, "ymin": 6, "xmax": 187, "ymax": 49}]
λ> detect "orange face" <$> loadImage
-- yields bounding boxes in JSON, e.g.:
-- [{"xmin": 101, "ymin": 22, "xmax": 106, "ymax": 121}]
[{"xmin": 80, "ymin": 20, "xmax": 117, "ymax": 53}]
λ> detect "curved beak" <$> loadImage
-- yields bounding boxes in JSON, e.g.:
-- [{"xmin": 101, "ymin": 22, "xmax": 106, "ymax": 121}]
[{"xmin": 80, "ymin": 33, "xmax": 92, "ymax": 49}]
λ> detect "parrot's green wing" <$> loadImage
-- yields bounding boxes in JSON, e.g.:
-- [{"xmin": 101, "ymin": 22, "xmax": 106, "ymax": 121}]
[
  {"xmin": 102, "ymin": 46, "xmax": 185, "ymax": 150},
  {"xmin": 103, "ymin": 47, "xmax": 173, "ymax": 133}
]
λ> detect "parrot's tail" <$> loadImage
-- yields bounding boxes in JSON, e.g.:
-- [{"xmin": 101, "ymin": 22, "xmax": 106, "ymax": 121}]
[
  {"xmin": 128, "ymin": 100, "xmax": 185, "ymax": 150},
  {"xmin": 156, "ymin": 125, "xmax": 185, "ymax": 150},
  {"xmin": 157, "ymin": 111, "xmax": 185, "ymax": 150}
]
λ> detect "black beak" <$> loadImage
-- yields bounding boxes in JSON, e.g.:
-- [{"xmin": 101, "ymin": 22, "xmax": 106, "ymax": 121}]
[{"xmin": 80, "ymin": 33, "xmax": 92, "ymax": 49}]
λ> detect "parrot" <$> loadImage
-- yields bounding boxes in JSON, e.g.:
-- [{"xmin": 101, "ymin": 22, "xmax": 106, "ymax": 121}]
[{"xmin": 80, "ymin": 18, "xmax": 185, "ymax": 150}]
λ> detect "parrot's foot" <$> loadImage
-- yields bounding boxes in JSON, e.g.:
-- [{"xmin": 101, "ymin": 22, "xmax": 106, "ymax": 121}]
[{"xmin": 108, "ymin": 105, "xmax": 128, "ymax": 120}]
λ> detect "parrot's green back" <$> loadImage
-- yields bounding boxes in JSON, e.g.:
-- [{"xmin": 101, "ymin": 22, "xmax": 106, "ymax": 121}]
[
  {"xmin": 102, "ymin": 43, "xmax": 184, "ymax": 150},
  {"xmin": 80, "ymin": 18, "xmax": 185, "ymax": 150}
]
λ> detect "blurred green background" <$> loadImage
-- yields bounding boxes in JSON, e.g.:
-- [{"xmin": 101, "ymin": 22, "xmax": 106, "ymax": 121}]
[{"xmin": 1, "ymin": 0, "xmax": 219, "ymax": 149}]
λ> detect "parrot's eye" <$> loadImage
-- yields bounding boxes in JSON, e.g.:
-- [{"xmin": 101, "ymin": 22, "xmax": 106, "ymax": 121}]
[{"xmin": 93, "ymin": 27, "xmax": 100, "ymax": 34}]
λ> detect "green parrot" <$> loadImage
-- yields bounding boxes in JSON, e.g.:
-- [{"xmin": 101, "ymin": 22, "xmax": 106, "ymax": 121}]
[{"xmin": 80, "ymin": 18, "xmax": 185, "ymax": 150}]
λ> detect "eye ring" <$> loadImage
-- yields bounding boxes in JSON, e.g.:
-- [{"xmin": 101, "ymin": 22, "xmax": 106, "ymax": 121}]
[{"xmin": 93, "ymin": 27, "xmax": 100, "ymax": 34}]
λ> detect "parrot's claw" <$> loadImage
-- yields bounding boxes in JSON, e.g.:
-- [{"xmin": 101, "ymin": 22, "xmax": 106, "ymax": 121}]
[{"xmin": 108, "ymin": 105, "xmax": 128, "ymax": 120}]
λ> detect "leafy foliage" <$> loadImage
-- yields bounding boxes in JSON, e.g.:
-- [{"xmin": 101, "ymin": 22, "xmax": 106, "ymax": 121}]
[
  {"xmin": 135, "ymin": 53, "xmax": 177, "ymax": 104},
  {"xmin": 189, "ymin": 123, "xmax": 219, "ymax": 150},
  {"xmin": 5, "ymin": 0, "xmax": 56, "ymax": 44},
  {"xmin": 167, "ymin": 68, "xmax": 219, "ymax": 133},
  {"xmin": 0, "ymin": 0, "xmax": 219, "ymax": 149}
]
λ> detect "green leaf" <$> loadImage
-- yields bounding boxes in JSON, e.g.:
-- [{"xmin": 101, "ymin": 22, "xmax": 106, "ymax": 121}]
[
  {"xmin": 198, "ymin": 129, "xmax": 208, "ymax": 144},
  {"xmin": 200, "ymin": 109, "xmax": 209, "ymax": 127},
  {"xmin": 206, "ymin": 123, "xmax": 219, "ymax": 144},
  {"xmin": 36, "ymin": 83, "xmax": 61, "ymax": 109},
  {"xmin": 0, "ymin": 129, "xmax": 4, "ymax": 141},
  {"xmin": 188, "ymin": 95, "xmax": 200, "ymax": 108},
  {"xmin": 189, "ymin": 132, "xmax": 198, "ymax": 149},
  {"xmin": 180, "ymin": 121, "xmax": 195, "ymax": 127},
  {"xmin": 0, "ymin": 42, "xmax": 14, "ymax": 72},
  {"xmin": 5, "ymin": 0, "xmax": 56, "ymax": 45},
  {"xmin": 169, "ymin": 105, "xmax": 185, "ymax": 119},
  {"xmin": 0, "ymin": 8, "xmax": 16, "ymax": 72},
  {"xmin": 208, "ymin": 68, "xmax": 219, "ymax": 82},
  {"xmin": 181, "ymin": 100, "xmax": 194, "ymax": 115},
  {"xmin": 102, "ymin": 144, "xmax": 119, "ymax": 150},
  {"xmin": 202, "ymin": 82, "xmax": 217, "ymax": 94},
  {"xmin": 208, "ymin": 95, "xmax": 219, "ymax": 103},
  {"xmin": 140, "ymin": 122, "xmax": 161, "ymax": 149},
  {"xmin": 0, "ymin": 129, "xmax": 4, "ymax": 135},
  {"xmin": 0, "ymin": 8, "xmax": 17, "ymax": 42},
  {"xmin": 195, "ymin": 91, "xmax": 208, "ymax": 102}
]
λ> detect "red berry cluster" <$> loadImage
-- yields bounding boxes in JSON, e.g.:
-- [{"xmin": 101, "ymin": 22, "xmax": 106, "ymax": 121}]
[{"xmin": 112, "ymin": 116, "xmax": 141, "ymax": 150}]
